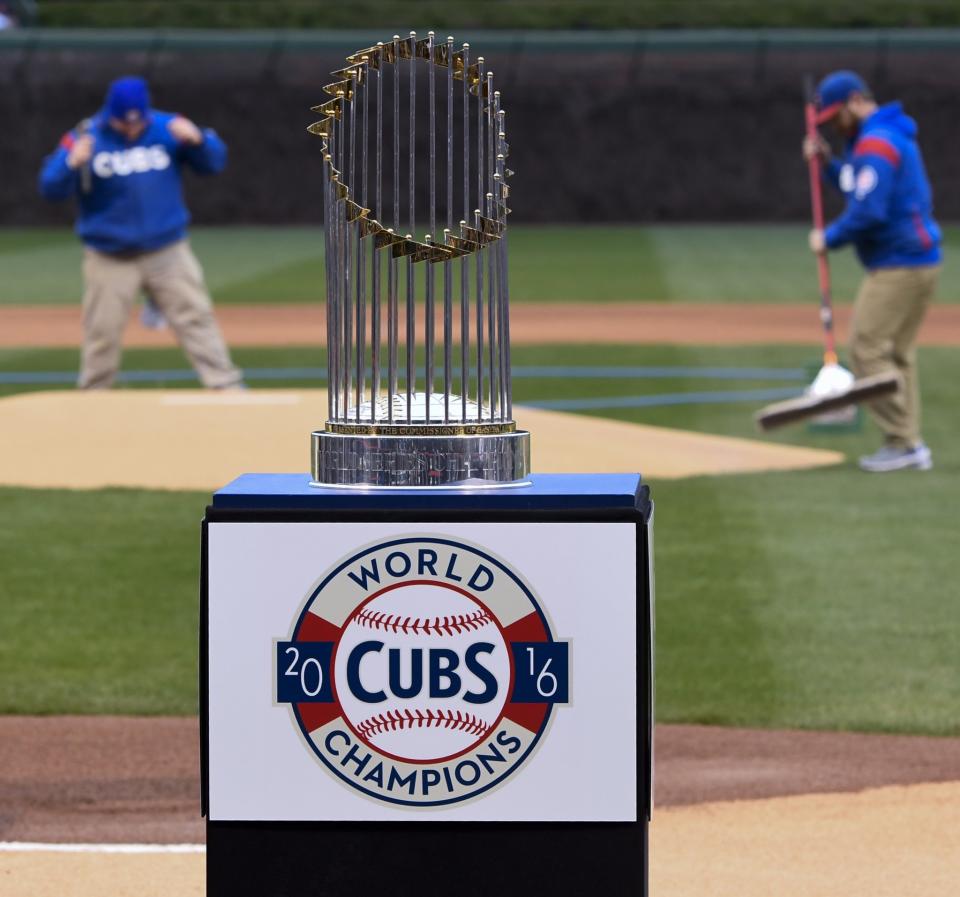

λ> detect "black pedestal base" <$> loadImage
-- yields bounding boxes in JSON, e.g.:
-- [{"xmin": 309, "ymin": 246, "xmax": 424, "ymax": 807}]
[{"xmin": 208, "ymin": 820, "xmax": 648, "ymax": 897}]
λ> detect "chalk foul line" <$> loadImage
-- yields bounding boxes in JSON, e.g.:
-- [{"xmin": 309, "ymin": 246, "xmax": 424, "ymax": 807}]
[{"xmin": 0, "ymin": 841, "xmax": 206, "ymax": 854}]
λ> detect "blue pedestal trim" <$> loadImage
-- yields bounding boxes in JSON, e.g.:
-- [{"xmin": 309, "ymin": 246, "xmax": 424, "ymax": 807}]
[{"xmin": 212, "ymin": 472, "xmax": 645, "ymax": 512}]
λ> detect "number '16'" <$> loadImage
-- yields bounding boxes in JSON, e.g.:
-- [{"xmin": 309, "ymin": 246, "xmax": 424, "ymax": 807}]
[{"xmin": 527, "ymin": 647, "xmax": 558, "ymax": 698}]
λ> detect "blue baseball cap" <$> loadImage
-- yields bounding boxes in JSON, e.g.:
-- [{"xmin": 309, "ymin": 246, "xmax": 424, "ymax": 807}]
[
  {"xmin": 105, "ymin": 76, "xmax": 151, "ymax": 122},
  {"xmin": 815, "ymin": 70, "xmax": 869, "ymax": 124}
]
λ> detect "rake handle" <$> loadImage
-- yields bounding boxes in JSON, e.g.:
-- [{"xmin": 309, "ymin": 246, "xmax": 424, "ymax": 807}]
[{"xmin": 805, "ymin": 97, "xmax": 838, "ymax": 365}]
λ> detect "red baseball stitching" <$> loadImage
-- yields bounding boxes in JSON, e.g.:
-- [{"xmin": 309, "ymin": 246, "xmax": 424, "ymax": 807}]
[
  {"xmin": 356, "ymin": 708, "xmax": 493, "ymax": 740},
  {"xmin": 355, "ymin": 608, "xmax": 492, "ymax": 636}
]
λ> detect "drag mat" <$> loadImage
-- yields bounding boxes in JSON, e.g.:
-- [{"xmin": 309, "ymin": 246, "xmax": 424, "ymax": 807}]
[{"xmin": 2, "ymin": 302, "xmax": 960, "ymax": 348}]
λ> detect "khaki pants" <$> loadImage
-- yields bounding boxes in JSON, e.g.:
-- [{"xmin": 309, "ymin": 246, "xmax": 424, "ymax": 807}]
[
  {"xmin": 79, "ymin": 240, "xmax": 242, "ymax": 389},
  {"xmin": 849, "ymin": 265, "xmax": 939, "ymax": 449}
]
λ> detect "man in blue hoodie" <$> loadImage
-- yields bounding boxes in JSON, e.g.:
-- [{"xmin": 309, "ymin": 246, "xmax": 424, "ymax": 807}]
[
  {"xmin": 805, "ymin": 71, "xmax": 940, "ymax": 472},
  {"xmin": 39, "ymin": 76, "xmax": 242, "ymax": 389}
]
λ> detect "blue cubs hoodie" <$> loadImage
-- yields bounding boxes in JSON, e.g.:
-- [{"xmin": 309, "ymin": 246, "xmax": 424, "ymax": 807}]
[
  {"xmin": 38, "ymin": 109, "xmax": 227, "ymax": 254},
  {"xmin": 822, "ymin": 102, "xmax": 941, "ymax": 270}
]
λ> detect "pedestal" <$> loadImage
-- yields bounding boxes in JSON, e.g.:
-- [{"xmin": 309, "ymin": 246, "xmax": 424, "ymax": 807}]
[{"xmin": 201, "ymin": 473, "xmax": 653, "ymax": 896}]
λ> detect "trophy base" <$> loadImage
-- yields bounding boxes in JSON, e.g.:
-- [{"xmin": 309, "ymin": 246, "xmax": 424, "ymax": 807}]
[{"xmin": 311, "ymin": 429, "xmax": 531, "ymax": 488}]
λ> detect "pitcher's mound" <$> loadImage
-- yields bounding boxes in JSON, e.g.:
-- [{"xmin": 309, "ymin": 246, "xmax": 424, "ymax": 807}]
[{"xmin": 0, "ymin": 390, "xmax": 842, "ymax": 491}]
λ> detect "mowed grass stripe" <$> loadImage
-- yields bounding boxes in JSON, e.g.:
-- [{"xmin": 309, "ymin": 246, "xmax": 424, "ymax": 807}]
[
  {"xmin": 3, "ymin": 225, "xmax": 959, "ymax": 305},
  {"xmin": 0, "ymin": 486, "xmax": 204, "ymax": 716},
  {"xmin": 1, "ymin": 468, "xmax": 956, "ymax": 731},
  {"xmin": 0, "ymin": 342, "xmax": 957, "ymax": 733},
  {"xmin": 648, "ymin": 224, "xmax": 867, "ymax": 302},
  {"xmin": 1, "ymin": 342, "xmax": 955, "ymax": 458},
  {"xmin": 656, "ymin": 467, "xmax": 960, "ymax": 734},
  {"xmin": 0, "ymin": 228, "xmax": 77, "ymax": 254}
]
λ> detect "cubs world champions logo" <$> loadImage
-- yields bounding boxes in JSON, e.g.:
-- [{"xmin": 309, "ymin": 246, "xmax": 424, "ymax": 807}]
[{"xmin": 276, "ymin": 537, "xmax": 569, "ymax": 807}]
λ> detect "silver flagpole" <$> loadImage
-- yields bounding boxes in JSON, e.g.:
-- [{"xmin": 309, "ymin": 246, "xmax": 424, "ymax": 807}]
[
  {"xmin": 405, "ymin": 32, "xmax": 416, "ymax": 423},
  {"xmin": 495, "ymin": 102, "xmax": 508, "ymax": 419},
  {"xmin": 426, "ymin": 31, "xmax": 436, "ymax": 424},
  {"xmin": 356, "ymin": 59, "xmax": 368, "ymax": 419},
  {"xmin": 324, "ymin": 154, "xmax": 333, "ymax": 422},
  {"xmin": 320, "ymin": 110, "xmax": 337, "ymax": 422},
  {"xmin": 345, "ymin": 75, "xmax": 356, "ymax": 421},
  {"xmin": 371, "ymin": 45, "xmax": 383, "ymax": 418},
  {"xmin": 498, "ymin": 108, "xmax": 513, "ymax": 419},
  {"xmin": 486, "ymin": 72, "xmax": 497, "ymax": 420},
  {"xmin": 460, "ymin": 43, "xmax": 470, "ymax": 421},
  {"xmin": 443, "ymin": 35, "xmax": 454, "ymax": 423},
  {"xmin": 331, "ymin": 109, "xmax": 341, "ymax": 420},
  {"xmin": 388, "ymin": 35, "xmax": 400, "ymax": 421},
  {"xmin": 337, "ymin": 101, "xmax": 347, "ymax": 421},
  {"xmin": 475, "ymin": 56, "xmax": 485, "ymax": 420}
]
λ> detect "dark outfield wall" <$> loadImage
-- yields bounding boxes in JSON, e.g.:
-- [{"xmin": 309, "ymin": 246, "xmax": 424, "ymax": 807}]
[{"xmin": 4, "ymin": 33, "xmax": 960, "ymax": 226}]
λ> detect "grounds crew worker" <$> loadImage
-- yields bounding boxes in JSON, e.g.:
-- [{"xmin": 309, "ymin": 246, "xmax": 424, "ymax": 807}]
[
  {"xmin": 38, "ymin": 76, "xmax": 243, "ymax": 390},
  {"xmin": 805, "ymin": 70, "xmax": 940, "ymax": 473}
]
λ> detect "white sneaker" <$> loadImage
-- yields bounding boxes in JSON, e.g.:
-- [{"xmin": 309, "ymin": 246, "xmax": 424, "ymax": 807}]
[{"xmin": 859, "ymin": 442, "xmax": 932, "ymax": 473}]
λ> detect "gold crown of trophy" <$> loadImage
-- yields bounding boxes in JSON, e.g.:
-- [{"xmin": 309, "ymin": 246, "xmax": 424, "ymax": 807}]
[{"xmin": 308, "ymin": 32, "xmax": 530, "ymax": 487}]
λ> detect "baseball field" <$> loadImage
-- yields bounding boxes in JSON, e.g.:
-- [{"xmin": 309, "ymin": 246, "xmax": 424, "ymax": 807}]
[{"xmin": 1, "ymin": 223, "xmax": 959, "ymax": 894}]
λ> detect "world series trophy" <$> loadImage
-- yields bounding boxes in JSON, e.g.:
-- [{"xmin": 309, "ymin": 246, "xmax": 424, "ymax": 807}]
[
  {"xmin": 201, "ymin": 34, "xmax": 653, "ymax": 897},
  {"xmin": 309, "ymin": 33, "xmax": 528, "ymax": 487}
]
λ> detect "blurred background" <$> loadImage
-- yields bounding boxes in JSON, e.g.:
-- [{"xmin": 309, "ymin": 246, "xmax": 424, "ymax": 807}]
[
  {"xmin": 2, "ymin": 0, "xmax": 958, "ymax": 733},
  {"xmin": 6, "ymin": 2, "xmax": 960, "ymax": 226},
  {"xmin": 0, "ymin": 5, "xmax": 958, "ymax": 893}
]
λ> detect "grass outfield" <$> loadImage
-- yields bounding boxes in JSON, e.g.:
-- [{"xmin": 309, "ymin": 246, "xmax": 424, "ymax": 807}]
[
  {"xmin": 0, "ymin": 343, "xmax": 957, "ymax": 734},
  {"xmin": 2, "ymin": 224, "xmax": 958, "ymax": 305}
]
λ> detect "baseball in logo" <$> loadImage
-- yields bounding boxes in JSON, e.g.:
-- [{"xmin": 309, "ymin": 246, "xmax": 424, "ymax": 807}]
[{"xmin": 275, "ymin": 537, "xmax": 569, "ymax": 807}]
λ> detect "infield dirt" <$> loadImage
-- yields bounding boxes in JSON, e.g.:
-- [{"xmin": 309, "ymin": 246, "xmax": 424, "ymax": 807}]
[
  {"xmin": 2, "ymin": 302, "xmax": 960, "ymax": 348},
  {"xmin": 3, "ymin": 298, "xmax": 958, "ymax": 894},
  {"xmin": 2, "ymin": 716, "xmax": 959, "ymax": 844},
  {"xmin": 2, "ymin": 717, "xmax": 958, "ymax": 895},
  {"xmin": 0, "ymin": 388, "xmax": 844, "ymax": 489}
]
